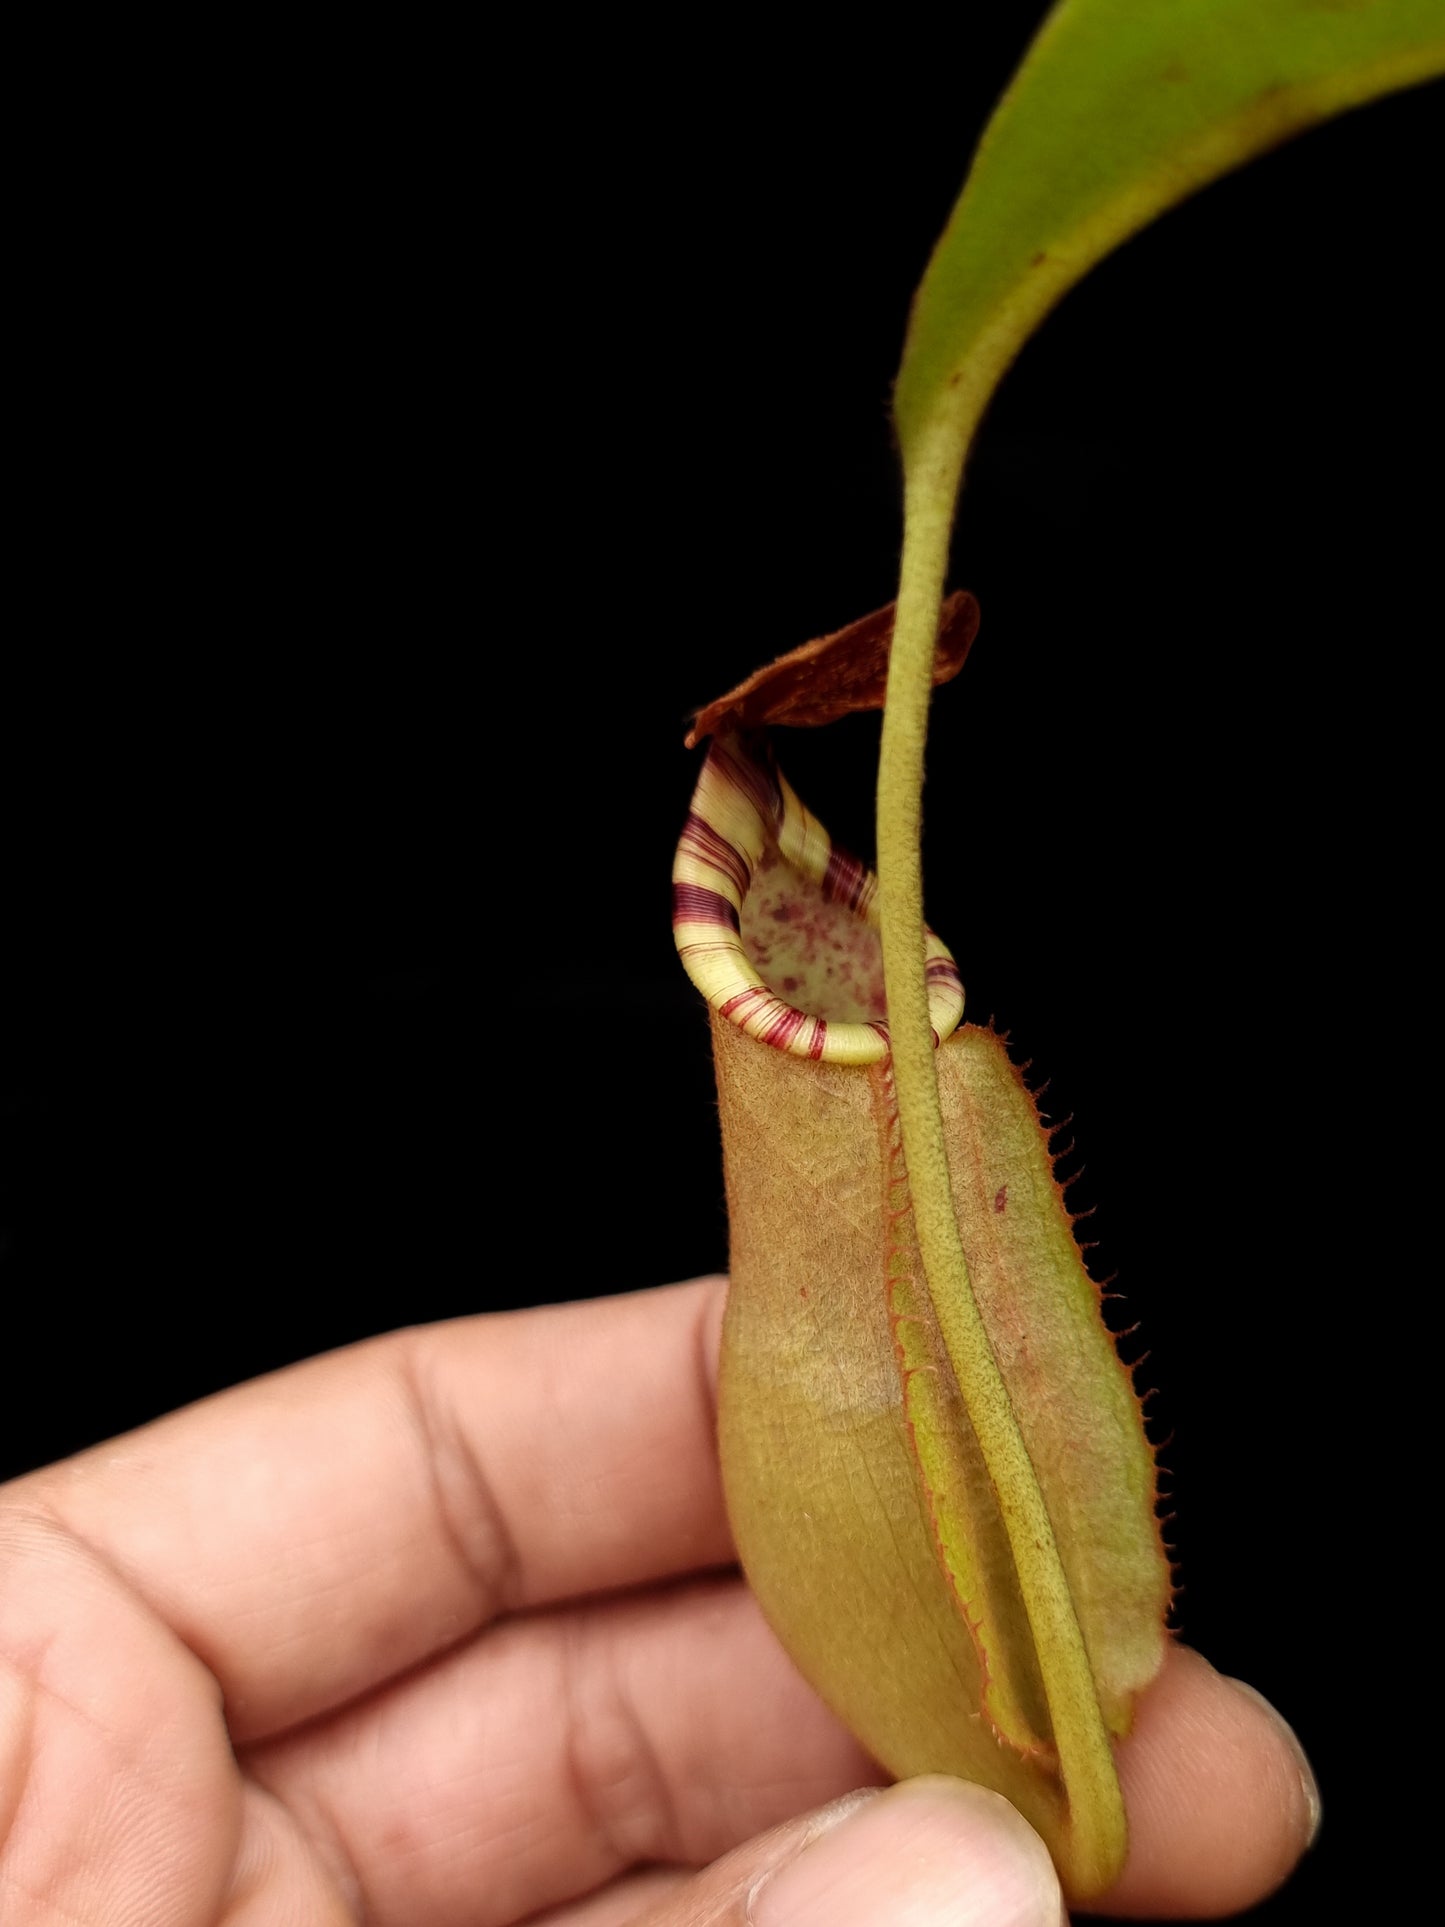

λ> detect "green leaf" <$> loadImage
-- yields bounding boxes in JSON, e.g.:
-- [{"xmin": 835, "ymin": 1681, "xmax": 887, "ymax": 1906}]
[{"xmin": 895, "ymin": 0, "xmax": 1445, "ymax": 466}]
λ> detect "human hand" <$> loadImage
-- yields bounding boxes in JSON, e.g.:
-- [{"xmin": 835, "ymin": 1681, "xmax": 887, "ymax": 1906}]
[{"xmin": 0, "ymin": 1277, "xmax": 1317, "ymax": 1924}]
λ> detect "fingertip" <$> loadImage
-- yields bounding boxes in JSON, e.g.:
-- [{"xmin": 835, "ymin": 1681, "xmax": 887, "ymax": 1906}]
[
  {"xmin": 1218, "ymin": 1673, "xmax": 1321, "ymax": 1850},
  {"xmin": 1107, "ymin": 1645, "xmax": 1319, "ymax": 1917},
  {"xmin": 748, "ymin": 1778, "xmax": 1064, "ymax": 1927}
]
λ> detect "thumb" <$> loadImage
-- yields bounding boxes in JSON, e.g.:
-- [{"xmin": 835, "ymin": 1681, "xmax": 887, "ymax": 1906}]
[{"xmin": 636, "ymin": 1777, "xmax": 1066, "ymax": 1927}]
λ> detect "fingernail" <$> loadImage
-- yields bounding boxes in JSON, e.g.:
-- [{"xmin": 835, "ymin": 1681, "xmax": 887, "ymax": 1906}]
[
  {"xmin": 795, "ymin": 1787, "xmax": 885, "ymax": 1841},
  {"xmin": 749, "ymin": 1777, "xmax": 1063, "ymax": 1927},
  {"xmin": 1223, "ymin": 1677, "xmax": 1322, "ymax": 1849}
]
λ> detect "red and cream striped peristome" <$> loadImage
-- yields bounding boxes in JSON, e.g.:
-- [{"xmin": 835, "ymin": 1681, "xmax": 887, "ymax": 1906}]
[
  {"xmin": 673, "ymin": 706, "xmax": 1169, "ymax": 1900},
  {"xmin": 672, "ymin": 731, "xmax": 963, "ymax": 1064}
]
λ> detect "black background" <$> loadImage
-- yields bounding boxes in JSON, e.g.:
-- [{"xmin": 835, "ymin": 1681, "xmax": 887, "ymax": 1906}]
[{"xmin": 6, "ymin": 17, "xmax": 1436, "ymax": 1923}]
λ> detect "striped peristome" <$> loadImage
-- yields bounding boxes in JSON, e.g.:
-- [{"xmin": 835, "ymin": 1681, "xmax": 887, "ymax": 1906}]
[{"xmin": 673, "ymin": 733, "xmax": 963, "ymax": 1064}]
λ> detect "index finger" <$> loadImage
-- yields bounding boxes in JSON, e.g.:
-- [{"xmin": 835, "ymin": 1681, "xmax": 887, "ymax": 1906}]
[{"xmin": 3, "ymin": 1277, "xmax": 734, "ymax": 1744}]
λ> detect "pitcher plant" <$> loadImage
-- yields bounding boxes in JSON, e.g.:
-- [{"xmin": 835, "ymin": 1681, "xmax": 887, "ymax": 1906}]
[{"xmin": 671, "ymin": 1, "xmax": 1444, "ymax": 1905}]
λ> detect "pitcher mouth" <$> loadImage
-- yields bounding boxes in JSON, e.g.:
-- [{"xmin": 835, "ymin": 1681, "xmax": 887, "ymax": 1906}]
[{"xmin": 672, "ymin": 733, "xmax": 964, "ymax": 1064}]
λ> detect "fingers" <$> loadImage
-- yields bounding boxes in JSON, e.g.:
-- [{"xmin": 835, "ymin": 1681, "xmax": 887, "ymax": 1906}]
[
  {"xmin": 629, "ymin": 1646, "xmax": 1321, "ymax": 1925},
  {"xmin": 2, "ymin": 1274, "xmax": 1320, "ymax": 1926},
  {"xmin": 1104, "ymin": 1643, "xmax": 1320, "ymax": 1918},
  {"xmin": 240, "ymin": 1537, "xmax": 1317, "ymax": 1927},
  {"xmin": 246, "ymin": 1588, "xmax": 1316, "ymax": 1927},
  {"xmin": 0, "ymin": 1508, "xmax": 366, "ymax": 1927},
  {"xmin": 0, "ymin": 1509, "xmax": 237, "ymax": 1927},
  {"xmin": 219, "ymin": 1782, "xmax": 358, "ymax": 1927},
  {"xmin": 5, "ymin": 1277, "xmax": 733, "ymax": 1742},
  {"xmin": 627, "ymin": 1783, "xmax": 1064, "ymax": 1927},
  {"xmin": 244, "ymin": 1575, "xmax": 877, "ymax": 1927}
]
